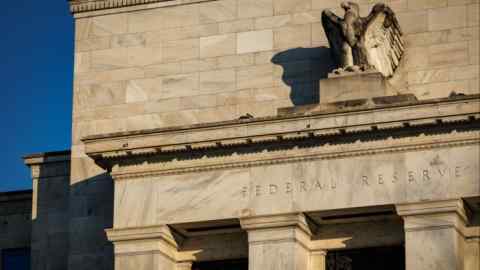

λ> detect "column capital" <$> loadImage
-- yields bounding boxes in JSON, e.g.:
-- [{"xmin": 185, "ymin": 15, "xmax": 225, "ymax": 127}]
[
  {"xmin": 240, "ymin": 213, "xmax": 314, "ymax": 234},
  {"xmin": 106, "ymin": 225, "xmax": 183, "ymax": 260},
  {"xmin": 396, "ymin": 199, "xmax": 469, "ymax": 218},
  {"xmin": 396, "ymin": 199, "xmax": 471, "ymax": 232},
  {"xmin": 240, "ymin": 213, "xmax": 316, "ymax": 251}
]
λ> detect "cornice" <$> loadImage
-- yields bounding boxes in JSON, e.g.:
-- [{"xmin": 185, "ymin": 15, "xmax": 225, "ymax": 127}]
[
  {"xmin": 83, "ymin": 95, "xmax": 480, "ymax": 155},
  {"xmin": 23, "ymin": 150, "xmax": 71, "ymax": 166},
  {"xmin": 110, "ymin": 131, "xmax": 480, "ymax": 180},
  {"xmin": 68, "ymin": 0, "xmax": 215, "ymax": 15},
  {"xmin": 82, "ymin": 95, "xmax": 480, "ymax": 179}
]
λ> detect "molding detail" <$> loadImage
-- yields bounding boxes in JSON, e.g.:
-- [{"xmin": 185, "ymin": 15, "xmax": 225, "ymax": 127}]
[
  {"xmin": 240, "ymin": 213, "xmax": 315, "ymax": 250},
  {"xmin": 68, "ymin": 0, "xmax": 216, "ymax": 14},
  {"xmin": 110, "ymin": 135, "xmax": 480, "ymax": 180},
  {"xmin": 81, "ymin": 95, "xmax": 480, "ymax": 179},
  {"xmin": 396, "ymin": 199, "xmax": 473, "ymax": 235}
]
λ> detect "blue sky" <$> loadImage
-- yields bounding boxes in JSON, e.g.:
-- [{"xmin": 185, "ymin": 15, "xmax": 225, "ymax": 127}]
[{"xmin": 0, "ymin": 1, "xmax": 74, "ymax": 191}]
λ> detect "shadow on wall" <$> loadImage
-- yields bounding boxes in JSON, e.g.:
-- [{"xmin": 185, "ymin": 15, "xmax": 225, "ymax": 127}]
[
  {"xmin": 68, "ymin": 172, "xmax": 115, "ymax": 270},
  {"xmin": 271, "ymin": 46, "xmax": 337, "ymax": 106},
  {"xmin": 32, "ymin": 161, "xmax": 114, "ymax": 270}
]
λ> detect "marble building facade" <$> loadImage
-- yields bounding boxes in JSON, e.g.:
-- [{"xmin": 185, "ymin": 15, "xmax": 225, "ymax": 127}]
[{"xmin": 1, "ymin": 0, "xmax": 479, "ymax": 269}]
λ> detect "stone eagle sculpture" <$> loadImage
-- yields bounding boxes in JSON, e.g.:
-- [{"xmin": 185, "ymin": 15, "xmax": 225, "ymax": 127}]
[{"xmin": 322, "ymin": 2, "xmax": 405, "ymax": 77}]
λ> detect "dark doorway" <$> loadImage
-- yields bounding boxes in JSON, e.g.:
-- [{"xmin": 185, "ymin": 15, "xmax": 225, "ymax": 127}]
[
  {"xmin": 192, "ymin": 258, "xmax": 248, "ymax": 270},
  {"xmin": 327, "ymin": 245, "xmax": 405, "ymax": 270},
  {"xmin": 1, "ymin": 248, "xmax": 31, "ymax": 270}
]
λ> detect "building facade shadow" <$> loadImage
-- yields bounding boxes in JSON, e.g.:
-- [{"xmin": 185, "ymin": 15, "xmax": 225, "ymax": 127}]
[
  {"xmin": 25, "ymin": 152, "xmax": 114, "ymax": 270},
  {"xmin": 271, "ymin": 46, "xmax": 337, "ymax": 106}
]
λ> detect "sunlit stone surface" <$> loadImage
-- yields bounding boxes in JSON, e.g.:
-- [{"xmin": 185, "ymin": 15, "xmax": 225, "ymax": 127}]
[{"xmin": 1, "ymin": 0, "xmax": 478, "ymax": 270}]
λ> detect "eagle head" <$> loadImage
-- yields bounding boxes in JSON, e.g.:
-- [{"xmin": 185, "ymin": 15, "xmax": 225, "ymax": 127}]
[{"xmin": 341, "ymin": 1, "xmax": 360, "ymax": 16}]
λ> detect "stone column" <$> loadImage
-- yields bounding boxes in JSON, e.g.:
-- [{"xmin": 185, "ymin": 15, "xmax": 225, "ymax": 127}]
[
  {"xmin": 396, "ymin": 199, "xmax": 470, "ymax": 270},
  {"xmin": 240, "ymin": 213, "xmax": 317, "ymax": 270},
  {"xmin": 309, "ymin": 250, "xmax": 327, "ymax": 270},
  {"xmin": 106, "ymin": 226, "xmax": 181, "ymax": 270}
]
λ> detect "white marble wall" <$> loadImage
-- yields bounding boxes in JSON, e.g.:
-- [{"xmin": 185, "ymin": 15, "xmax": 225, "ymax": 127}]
[{"xmin": 113, "ymin": 144, "xmax": 479, "ymax": 227}]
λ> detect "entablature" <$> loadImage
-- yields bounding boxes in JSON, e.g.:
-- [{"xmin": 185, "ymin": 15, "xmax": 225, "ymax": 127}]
[{"xmin": 82, "ymin": 95, "xmax": 480, "ymax": 179}]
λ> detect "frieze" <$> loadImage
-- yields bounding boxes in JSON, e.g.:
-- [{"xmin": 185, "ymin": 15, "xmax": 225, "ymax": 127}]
[
  {"xmin": 111, "ymin": 144, "xmax": 479, "ymax": 226},
  {"xmin": 241, "ymin": 164, "xmax": 472, "ymax": 198}
]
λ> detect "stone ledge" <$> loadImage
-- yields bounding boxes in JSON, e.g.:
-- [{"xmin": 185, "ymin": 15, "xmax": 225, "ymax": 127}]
[
  {"xmin": 83, "ymin": 95, "xmax": 480, "ymax": 158},
  {"xmin": 69, "ymin": 0, "xmax": 217, "ymax": 15},
  {"xmin": 81, "ymin": 95, "xmax": 480, "ymax": 178},
  {"xmin": 278, "ymin": 94, "xmax": 419, "ymax": 116},
  {"xmin": 106, "ymin": 225, "xmax": 178, "ymax": 244},
  {"xmin": 23, "ymin": 150, "xmax": 71, "ymax": 166}
]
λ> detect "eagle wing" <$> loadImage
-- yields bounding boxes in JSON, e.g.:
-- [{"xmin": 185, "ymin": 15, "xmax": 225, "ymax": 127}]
[
  {"xmin": 322, "ymin": 10, "xmax": 344, "ymax": 66},
  {"xmin": 364, "ymin": 3, "xmax": 405, "ymax": 77}
]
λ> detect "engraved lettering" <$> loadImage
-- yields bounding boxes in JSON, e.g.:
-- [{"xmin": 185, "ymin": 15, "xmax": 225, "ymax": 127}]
[
  {"xmin": 378, "ymin": 174, "xmax": 384, "ymax": 184},
  {"xmin": 255, "ymin": 185, "xmax": 261, "ymax": 196},
  {"xmin": 392, "ymin": 172, "xmax": 399, "ymax": 183},
  {"xmin": 299, "ymin": 181, "xmax": 307, "ymax": 192},
  {"xmin": 314, "ymin": 180, "xmax": 324, "ymax": 190},
  {"xmin": 240, "ymin": 164, "xmax": 472, "ymax": 197},
  {"xmin": 286, "ymin": 182, "xmax": 293, "ymax": 193},
  {"xmin": 331, "ymin": 179, "xmax": 337, "ymax": 189},
  {"xmin": 437, "ymin": 167, "xmax": 447, "ymax": 177},
  {"xmin": 269, "ymin": 184, "xmax": 278, "ymax": 195},
  {"xmin": 455, "ymin": 166, "xmax": 461, "ymax": 178},
  {"xmin": 408, "ymin": 171, "xmax": 415, "ymax": 183},
  {"xmin": 242, "ymin": 186, "xmax": 248, "ymax": 198},
  {"xmin": 422, "ymin": 170, "xmax": 430, "ymax": 181},
  {"xmin": 362, "ymin": 176, "xmax": 369, "ymax": 186}
]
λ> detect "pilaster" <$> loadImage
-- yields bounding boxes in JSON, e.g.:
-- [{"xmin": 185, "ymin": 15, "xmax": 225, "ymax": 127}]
[{"xmin": 396, "ymin": 199, "xmax": 471, "ymax": 270}]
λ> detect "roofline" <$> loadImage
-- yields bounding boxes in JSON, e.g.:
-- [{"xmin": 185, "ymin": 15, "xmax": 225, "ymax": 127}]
[
  {"xmin": 0, "ymin": 189, "xmax": 32, "ymax": 202},
  {"xmin": 22, "ymin": 150, "xmax": 71, "ymax": 159},
  {"xmin": 23, "ymin": 150, "xmax": 71, "ymax": 166},
  {"xmin": 0, "ymin": 189, "xmax": 32, "ymax": 196}
]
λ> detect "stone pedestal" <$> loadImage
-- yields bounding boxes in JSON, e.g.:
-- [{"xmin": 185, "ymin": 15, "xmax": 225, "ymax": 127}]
[
  {"xmin": 319, "ymin": 71, "xmax": 391, "ymax": 104},
  {"xmin": 240, "ymin": 213, "xmax": 317, "ymax": 270},
  {"xmin": 396, "ymin": 200, "xmax": 470, "ymax": 270}
]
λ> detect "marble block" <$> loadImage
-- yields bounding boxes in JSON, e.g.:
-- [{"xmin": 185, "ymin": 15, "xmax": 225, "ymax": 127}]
[{"xmin": 319, "ymin": 71, "xmax": 391, "ymax": 104}]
